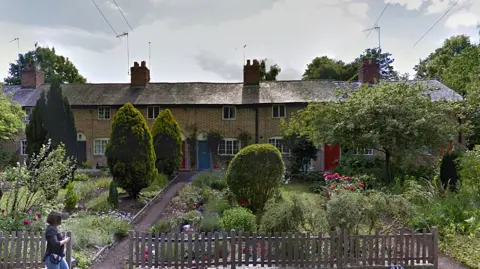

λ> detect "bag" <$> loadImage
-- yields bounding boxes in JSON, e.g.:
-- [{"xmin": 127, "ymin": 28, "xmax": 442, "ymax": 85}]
[{"xmin": 49, "ymin": 253, "xmax": 62, "ymax": 265}]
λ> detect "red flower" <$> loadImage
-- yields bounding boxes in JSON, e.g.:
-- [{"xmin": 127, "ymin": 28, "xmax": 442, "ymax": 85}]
[
  {"xmin": 346, "ymin": 176, "xmax": 351, "ymax": 181},
  {"xmin": 213, "ymin": 164, "xmax": 220, "ymax": 169},
  {"xmin": 359, "ymin": 183, "xmax": 365, "ymax": 188},
  {"xmin": 323, "ymin": 173, "xmax": 327, "ymax": 177},
  {"xmin": 23, "ymin": 220, "xmax": 30, "ymax": 225},
  {"xmin": 33, "ymin": 218, "xmax": 37, "ymax": 222},
  {"xmin": 333, "ymin": 173, "xmax": 339, "ymax": 178},
  {"xmin": 194, "ymin": 202, "xmax": 198, "ymax": 208},
  {"xmin": 343, "ymin": 186, "xmax": 348, "ymax": 190},
  {"xmin": 329, "ymin": 184, "xmax": 337, "ymax": 189},
  {"xmin": 238, "ymin": 200, "xmax": 249, "ymax": 207},
  {"xmin": 1, "ymin": 209, "xmax": 5, "ymax": 214},
  {"xmin": 36, "ymin": 213, "xmax": 41, "ymax": 219},
  {"xmin": 349, "ymin": 186, "xmax": 355, "ymax": 191}
]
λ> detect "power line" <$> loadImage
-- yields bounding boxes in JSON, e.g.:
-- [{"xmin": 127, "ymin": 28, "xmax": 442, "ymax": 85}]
[
  {"xmin": 91, "ymin": 0, "xmax": 118, "ymax": 36},
  {"xmin": 366, "ymin": 1, "xmax": 390, "ymax": 39},
  {"xmin": 112, "ymin": 0, "xmax": 133, "ymax": 31},
  {"xmin": 413, "ymin": 0, "xmax": 460, "ymax": 47}
]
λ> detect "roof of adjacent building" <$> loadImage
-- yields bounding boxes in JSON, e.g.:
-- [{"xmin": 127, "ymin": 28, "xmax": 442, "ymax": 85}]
[{"xmin": 1, "ymin": 79, "xmax": 463, "ymax": 107}]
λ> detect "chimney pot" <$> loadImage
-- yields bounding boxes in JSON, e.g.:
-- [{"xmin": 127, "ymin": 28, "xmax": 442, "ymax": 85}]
[
  {"xmin": 134, "ymin": 62, "xmax": 139, "ymax": 67},
  {"xmin": 243, "ymin": 58, "xmax": 261, "ymax": 86},
  {"xmin": 141, "ymin": 61, "xmax": 146, "ymax": 67}
]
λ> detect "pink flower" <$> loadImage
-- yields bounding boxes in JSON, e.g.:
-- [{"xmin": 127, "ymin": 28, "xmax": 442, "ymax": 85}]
[
  {"xmin": 346, "ymin": 176, "xmax": 351, "ymax": 181},
  {"xmin": 323, "ymin": 173, "xmax": 327, "ymax": 177},
  {"xmin": 330, "ymin": 184, "xmax": 337, "ymax": 189},
  {"xmin": 23, "ymin": 220, "xmax": 30, "ymax": 225},
  {"xmin": 359, "ymin": 183, "xmax": 365, "ymax": 188},
  {"xmin": 333, "ymin": 173, "xmax": 339, "ymax": 178},
  {"xmin": 349, "ymin": 186, "xmax": 355, "ymax": 191},
  {"xmin": 36, "ymin": 213, "xmax": 42, "ymax": 219}
]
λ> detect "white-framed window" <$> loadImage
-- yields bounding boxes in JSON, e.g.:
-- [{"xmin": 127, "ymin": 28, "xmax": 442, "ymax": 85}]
[
  {"xmin": 94, "ymin": 139, "xmax": 109, "ymax": 155},
  {"xmin": 24, "ymin": 107, "xmax": 33, "ymax": 123},
  {"xmin": 147, "ymin": 106, "xmax": 161, "ymax": 119},
  {"xmin": 218, "ymin": 139, "xmax": 240, "ymax": 156},
  {"xmin": 222, "ymin": 106, "xmax": 236, "ymax": 120},
  {"xmin": 20, "ymin": 140, "xmax": 27, "ymax": 156},
  {"xmin": 352, "ymin": 148, "xmax": 374, "ymax": 155},
  {"xmin": 98, "ymin": 107, "xmax": 111, "ymax": 120},
  {"xmin": 272, "ymin": 104, "xmax": 286, "ymax": 118},
  {"xmin": 268, "ymin": 136, "xmax": 290, "ymax": 155}
]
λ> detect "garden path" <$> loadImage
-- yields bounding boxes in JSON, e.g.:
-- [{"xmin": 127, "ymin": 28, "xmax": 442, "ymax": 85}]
[{"xmin": 89, "ymin": 171, "xmax": 196, "ymax": 269}]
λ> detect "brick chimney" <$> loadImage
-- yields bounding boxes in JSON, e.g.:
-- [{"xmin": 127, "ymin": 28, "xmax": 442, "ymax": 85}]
[
  {"xmin": 358, "ymin": 58, "xmax": 380, "ymax": 84},
  {"xmin": 243, "ymin": 59, "xmax": 261, "ymax": 85},
  {"xmin": 21, "ymin": 63, "xmax": 44, "ymax": 88},
  {"xmin": 130, "ymin": 61, "xmax": 150, "ymax": 87}
]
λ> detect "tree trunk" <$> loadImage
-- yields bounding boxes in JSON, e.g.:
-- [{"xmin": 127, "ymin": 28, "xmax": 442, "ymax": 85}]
[{"xmin": 385, "ymin": 149, "xmax": 392, "ymax": 183}]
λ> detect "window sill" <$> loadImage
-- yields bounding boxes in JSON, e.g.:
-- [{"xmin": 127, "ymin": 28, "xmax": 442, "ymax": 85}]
[
  {"xmin": 93, "ymin": 154, "xmax": 105, "ymax": 156},
  {"xmin": 222, "ymin": 118, "xmax": 236, "ymax": 121},
  {"xmin": 217, "ymin": 154, "xmax": 236, "ymax": 156}
]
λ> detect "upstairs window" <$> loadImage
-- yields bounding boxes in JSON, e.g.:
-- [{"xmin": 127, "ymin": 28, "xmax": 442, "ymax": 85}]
[
  {"xmin": 272, "ymin": 104, "xmax": 286, "ymax": 118},
  {"xmin": 222, "ymin": 106, "xmax": 236, "ymax": 120},
  {"xmin": 147, "ymin": 106, "xmax": 161, "ymax": 119},
  {"xmin": 218, "ymin": 139, "xmax": 240, "ymax": 156},
  {"xmin": 352, "ymin": 148, "xmax": 374, "ymax": 155},
  {"xmin": 268, "ymin": 137, "xmax": 290, "ymax": 155},
  {"xmin": 98, "ymin": 107, "xmax": 111, "ymax": 120}
]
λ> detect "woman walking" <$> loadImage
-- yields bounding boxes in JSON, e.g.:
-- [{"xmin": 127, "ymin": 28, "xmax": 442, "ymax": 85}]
[{"xmin": 44, "ymin": 211, "xmax": 70, "ymax": 269}]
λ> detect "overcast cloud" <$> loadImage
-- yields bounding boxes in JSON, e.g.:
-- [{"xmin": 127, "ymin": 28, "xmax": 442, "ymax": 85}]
[{"xmin": 0, "ymin": 0, "xmax": 478, "ymax": 83}]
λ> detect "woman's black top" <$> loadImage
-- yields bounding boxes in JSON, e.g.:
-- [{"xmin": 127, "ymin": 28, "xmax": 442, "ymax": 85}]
[{"xmin": 44, "ymin": 225, "xmax": 65, "ymax": 258}]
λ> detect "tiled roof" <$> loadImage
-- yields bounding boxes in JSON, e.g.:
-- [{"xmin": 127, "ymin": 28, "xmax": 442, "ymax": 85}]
[{"xmin": 1, "ymin": 79, "xmax": 463, "ymax": 107}]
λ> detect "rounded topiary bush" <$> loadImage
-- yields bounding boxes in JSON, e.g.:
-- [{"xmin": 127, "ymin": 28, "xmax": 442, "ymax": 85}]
[
  {"xmin": 106, "ymin": 103, "xmax": 156, "ymax": 198},
  {"xmin": 151, "ymin": 109, "xmax": 182, "ymax": 177},
  {"xmin": 219, "ymin": 207, "xmax": 257, "ymax": 232},
  {"xmin": 226, "ymin": 144, "xmax": 285, "ymax": 213}
]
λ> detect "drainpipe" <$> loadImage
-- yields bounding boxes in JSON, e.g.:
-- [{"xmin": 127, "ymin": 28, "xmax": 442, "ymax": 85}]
[{"xmin": 255, "ymin": 108, "xmax": 259, "ymax": 143}]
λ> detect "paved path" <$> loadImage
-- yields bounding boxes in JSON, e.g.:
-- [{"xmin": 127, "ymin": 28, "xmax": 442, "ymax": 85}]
[{"xmin": 89, "ymin": 172, "xmax": 195, "ymax": 269}]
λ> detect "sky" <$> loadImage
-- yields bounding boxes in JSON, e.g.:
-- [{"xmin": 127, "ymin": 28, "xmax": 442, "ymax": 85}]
[{"xmin": 0, "ymin": 0, "xmax": 479, "ymax": 83}]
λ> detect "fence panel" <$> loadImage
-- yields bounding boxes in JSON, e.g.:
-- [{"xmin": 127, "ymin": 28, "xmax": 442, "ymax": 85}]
[
  {"xmin": 129, "ymin": 228, "xmax": 438, "ymax": 269},
  {"xmin": 0, "ymin": 231, "xmax": 72, "ymax": 269}
]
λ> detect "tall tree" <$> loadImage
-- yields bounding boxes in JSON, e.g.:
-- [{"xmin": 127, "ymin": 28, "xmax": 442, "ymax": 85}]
[
  {"xmin": 25, "ymin": 77, "xmax": 77, "ymax": 160},
  {"xmin": 302, "ymin": 56, "xmax": 350, "ymax": 80},
  {"xmin": 414, "ymin": 35, "xmax": 474, "ymax": 80},
  {"xmin": 106, "ymin": 103, "xmax": 156, "ymax": 198},
  {"xmin": 0, "ymin": 87, "xmax": 25, "ymax": 140},
  {"xmin": 151, "ymin": 109, "xmax": 182, "ymax": 176},
  {"xmin": 260, "ymin": 59, "xmax": 281, "ymax": 81},
  {"xmin": 4, "ymin": 46, "xmax": 87, "ymax": 85},
  {"xmin": 287, "ymin": 82, "xmax": 458, "ymax": 182}
]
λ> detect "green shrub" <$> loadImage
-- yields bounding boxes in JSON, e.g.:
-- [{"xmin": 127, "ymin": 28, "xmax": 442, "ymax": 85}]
[
  {"xmin": 151, "ymin": 109, "xmax": 182, "ymax": 176},
  {"xmin": 171, "ymin": 185, "xmax": 202, "ymax": 211},
  {"xmin": 108, "ymin": 181, "xmax": 119, "ymax": 209},
  {"xmin": 226, "ymin": 144, "xmax": 285, "ymax": 213},
  {"xmin": 200, "ymin": 214, "xmax": 220, "ymax": 232},
  {"xmin": 219, "ymin": 207, "xmax": 257, "ymax": 232},
  {"xmin": 260, "ymin": 199, "xmax": 304, "ymax": 233},
  {"xmin": 64, "ymin": 182, "xmax": 79, "ymax": 212},
  {"xmin": 86, "ymin": 191, "xmax": 110, "ymax": 212},
  {"xmin": 308, "ymin": 181, "xmax": 325, "ymax": 194},
  {"xmin": 180, "ymin": 210, "xmax": 202, "ymax": 227},
  {"xmin": 205, "ymin": 199, "xmax": 230, "ymax": 215},
  {"xmin": 106, "ymin": 103, "xmax": 156, "ymax": 198},
  {"xmin": 193, "ymin": 170, "xmax": 227, "ymax": 190},
  {"xmin": 149, "ymin": 220, "xmax": 171, "ymax": 234},
  {"xmin": 74, "ymin": 173, "xmax": 90, "ymax": 181},
  {"xmin": 290, "ymin": 171, "xmax": 323, "ymax": 182}
]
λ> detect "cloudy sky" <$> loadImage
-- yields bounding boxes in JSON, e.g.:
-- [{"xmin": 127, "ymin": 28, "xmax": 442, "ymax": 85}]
[{"xmin": 0, "ymin": 0, "xmax": 479, "ymax": 83}]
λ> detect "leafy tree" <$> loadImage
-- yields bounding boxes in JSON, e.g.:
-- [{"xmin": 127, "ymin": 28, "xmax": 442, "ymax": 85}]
[
  {"xmin": 442, "ymin": 46, "xmax": 480, "ymax": 96},
  {"xmin": 64, "ymin": 181, "xmax": 79, "ymax": 212},
  {"xmin": 290, "ymin": 82, "xmax": 458, "ymax": 182},
  {"xmin": 283, "ymin": 134, "xmax": 317, "ymax": 173},
  {"xmin": 355, "ymin": 48, "xmax": 398, "ymax": 80},
  {"xmin": 226, "ymin": 144, "xmax": 285, "ymax": 213},
  {"xmin": 4, "ymin": 46, "xmax": 87, "ymax": 85},
  {"xmin": 25, "ymin": 92, "xmax": 48, "ymax": 157},
  {"xmin": 0, "ymin": 89, "xmax": 25, "ymax": 140},
  {"xmin": 151, "ymin": 109, "xmax": 182, "ymax": 176},
  {"xmin": 260, "ymin": 59, "xmax": 281, "ymax": 81},
  {"xmin": 26, "ymin": 77, "xmax": 77, "ymax": 160},
  {"xmin": 106, "ymin": 103, "xmax": 156, "ymax": 198},
  {"xmin": 414, "ymin": 35, "xmax": 474, "ymax": 81}
]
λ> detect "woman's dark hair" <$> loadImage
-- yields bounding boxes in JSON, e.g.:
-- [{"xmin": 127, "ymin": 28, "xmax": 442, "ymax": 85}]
[{"xmin": 46, "ymin": 211, "xmax": 62, "ymax": 226}]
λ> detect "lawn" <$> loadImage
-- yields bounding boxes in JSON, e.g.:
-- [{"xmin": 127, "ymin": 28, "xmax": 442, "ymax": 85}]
[{"xmin": 280, "ymin": 183, "xmax": 322, "ymax": 204}]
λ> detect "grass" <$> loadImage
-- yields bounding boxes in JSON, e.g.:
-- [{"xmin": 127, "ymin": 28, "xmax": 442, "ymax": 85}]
[
  {"xmin": 58, "ymin": 177, "xmax": 112, "ymax": 201},
  {"xmin": 280, "ymin": 183, "xmax": 322, "ymax": 204}
]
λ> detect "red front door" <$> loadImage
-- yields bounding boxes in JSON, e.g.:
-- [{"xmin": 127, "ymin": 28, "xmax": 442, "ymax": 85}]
[
  {"xmin": 324, "ymin": 144, "xmax": 341, "ymax": 172},
  {"xmin": 180, "ymin": 141, "xmax": 186, "ymax": 170}
]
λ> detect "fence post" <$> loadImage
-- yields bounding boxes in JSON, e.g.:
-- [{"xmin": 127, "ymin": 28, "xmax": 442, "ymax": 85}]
[
  {"xmin": 129, "ymin": 231, "xmax": 134, "ymax": 269},
  {"xmin": 66, "ymin": 232, "xmax": 72, "ymax": 269},
  {"xmin": 230, "ymin": 230, "xmax": 236, "ymax": 269},
  {"xmin": 336, "ymin": 229, "xmax": 344, "ymax": 269},
  {"xmin": 432, "ymin": 227, "xmax": 438, "ymax": 269}
]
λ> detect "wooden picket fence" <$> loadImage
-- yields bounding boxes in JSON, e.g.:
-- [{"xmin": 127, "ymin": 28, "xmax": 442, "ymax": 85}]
[
  {"xmin": 128, "ymin": 227, "xmax": 439, "ymax": 269},
  {"xmin": 0, "ymin": 231, "xmax": 73, "ymax": 269}
]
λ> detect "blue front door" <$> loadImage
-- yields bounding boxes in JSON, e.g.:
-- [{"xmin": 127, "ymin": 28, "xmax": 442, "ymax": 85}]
[{"xmin": 197, "ymin": 141, "xmax": 211, "ymax": 170}]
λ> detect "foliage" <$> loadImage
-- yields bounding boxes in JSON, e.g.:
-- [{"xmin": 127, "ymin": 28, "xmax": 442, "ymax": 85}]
[
  {"xmin": 85, "ymin": 191, "xmax": 110, "ymax": 212},
  {"xmin": 289, "ymin": 171, "xmax": 324, "ymax": 182},
  {"xmin": 170, "ymin": 184, "xmax": 202, "ymax": 212},
  {"xmin": 324, "ymin": 173, "xmax": 365, "ymax": 195},
  {"xmin": 25, "ymin": 92, "xmax": 48, "ymax": 157},
  {"xmin": 200, "ymin": 214, "xmax": 221, "ymax": 232},
  {"xmin": 283, "ymin": 134, "xmax": 317, "ymax": 173},
  {"xmin": 108, "ymin": 181, "xmax": 119, "ymax": 210},
  {"xmin": 179, "ymin": 210, "xmax": 203, "ymax": 227},
  {"xmin": 206, "ymin": 131, "xmax": 223, "ymax": 153},
  {"xmin": 64, "ymin": 182, "xmax": 79, "ymax": 212},
  {"xmin": 204, "ymin": 199, "xmax": 230, "ymax": 215},
  {"xmin": 192, "ymin": 170, "xmax": 227, "ymax": 191},
  {"xmin": 149, "ymin": 220, "xmax": 171, "ymax": 234},
  {"xmin": 3, "ymin": 46, "xmax": 86, "ymax": 85},
  {"xmin": 219, "ymin": 207, "xmax": 257, "ymax": 232},
  {"xmin": 442, "ymin": 46, "xmax": 480, "ymax": 96},
  {"xmin": 0, "ymin": 146, "xmax": 19, "ymax": 170},
  {"xmin": 237, "ymin": 130, "xmax": 252, "ymax": 148},
  {"xmin": 226, "ymin": 144, "xmax": 285, "ymax": 213},
  {"xmin": 441, "ymin": 234, "xmax": 480, "ymax": 269},
  {"xmin": 0, "ymin": 210, "xmax": 46, "ymax": 232},
  {"xmin": 0, "ymin": 89, "xmax": 25, "ymax": 140},
  {"xmin": 74, "ymin": 173, "xmax": 90, "ymax": 182},
  {"xmin": 457, "ymin": 146, "xmax": 480, "ymax": 197},
  {"xmin": 151, "ymin": 109, "xmax": 182, "ymax": 176},
  {"xmin": 260, "ymin": 59, "xmax": 281, "ymax": 81},
  {"xmin": 260, "ymin": 197, "xmax": 304, "ymax": 233},
  {"xmin": 439, "ymin": 151, "xmax": 460, "ymax": 192},
  {"xmin": 106, "ymin": 103, "xmax": 156, "ymax": 198},
  {"xmin": 292, "ymin": 81, "xmax": 458, "ymax": 182}
]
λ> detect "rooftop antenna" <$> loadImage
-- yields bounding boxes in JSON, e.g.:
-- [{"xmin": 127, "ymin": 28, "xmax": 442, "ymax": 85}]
[
  {"xmin": 148, "ymin": 41, "xmax": 151, "ymax": 70},
  {"xmin": 235, "ymin": 44, "xmax": 247, "ymax": 64},
  {"xmin": 116, "ymin": 32, "xmax": 130, "ymax": 75},
  {"xmin": 362, "ymin": 26, "xmax": 381, "ymax": 49}
]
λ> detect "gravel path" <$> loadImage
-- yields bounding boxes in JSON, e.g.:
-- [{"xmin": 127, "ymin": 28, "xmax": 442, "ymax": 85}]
[
  {"xmin": 439, "ymin": 253, "xmax": 469, "ymax": 269},
  {"xmin": 89, "ymin": 172, "xmax": 195, "ymax": 269}
]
